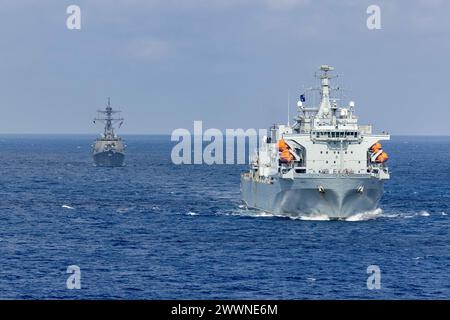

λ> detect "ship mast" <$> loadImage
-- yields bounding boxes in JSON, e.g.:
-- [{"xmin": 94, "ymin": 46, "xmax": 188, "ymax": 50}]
[
  {"xmin": 94, "ymin": 97, "xmax": 124, "ymax": 139},
  {"xmin": 317, "ymin": 65, "xmax": 336, "ymax": 120}
]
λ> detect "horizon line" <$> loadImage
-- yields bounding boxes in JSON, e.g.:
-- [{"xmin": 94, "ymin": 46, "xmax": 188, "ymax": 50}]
[{"xmin": 0, "ymin": 133, "xmax": 449, "ymax": 137}]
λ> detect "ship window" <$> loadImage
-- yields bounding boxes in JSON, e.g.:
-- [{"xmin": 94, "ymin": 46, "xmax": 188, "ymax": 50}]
[
  {"xmin": 333, "ymin": 161, "xmax": 336, "ymax": 164},
  {"xmin": 320, "ymin": 151, "xmax": 323, "ymax": 154},
  {"xmin": 326, "ymin": 161, "xmax": 328, "ymax": 164},
  {"xmin": 326, "ymin": 151, "xmax": 328, "ymax": 154}
]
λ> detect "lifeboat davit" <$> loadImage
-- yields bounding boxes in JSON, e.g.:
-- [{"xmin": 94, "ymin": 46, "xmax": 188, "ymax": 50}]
[
  {"xmin": 370, "ymin": 142, "xmax": 382, "ymax": 153},
  {"xmin": 277, "ymin": 139, "xmax": 294, "ymax": 163},
  {"xmin": 376, "ymin": 151, "xmax": 389, "ymax": 163},
  {"xmin": 280, "ymin": 149, "xmax": 294, "ymax": 163},
  {"xmin": 370, "ymin": 141, "xmax": 389, "ymax": 163},
  {"xmin": 278, "ymin": 139, "xmax": 289, "ymax": 152}
]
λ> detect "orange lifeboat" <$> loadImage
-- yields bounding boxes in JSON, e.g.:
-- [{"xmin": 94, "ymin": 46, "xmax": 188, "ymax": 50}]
[
  {"xmin": 277, "ymin": 139, "xmax": 289, "ymax": 152},
  {"xmin": 280, "ymin": 149, "xmax": 294, "ymax": 163},
  {"xmin": 370, "ymin": 142, "xmax": 382, "ymax": 153},
  {"xmin": 375, "ymin": 151, "xmax": 389, "ymax": 163}
]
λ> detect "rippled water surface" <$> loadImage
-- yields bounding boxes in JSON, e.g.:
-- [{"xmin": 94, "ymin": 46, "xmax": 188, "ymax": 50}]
[{"xmin": 0, "ymin": 135, "xmax": 449, "ymax": 299}]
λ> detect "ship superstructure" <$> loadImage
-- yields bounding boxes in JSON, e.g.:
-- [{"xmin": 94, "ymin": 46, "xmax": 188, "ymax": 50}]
[
  {"xmin": 92, "ymin": 98, "xmax": 125, "ymax": 167},
  {"xmin": 241, "ymin": 65, "xmax": 390, "ymax": 219}
]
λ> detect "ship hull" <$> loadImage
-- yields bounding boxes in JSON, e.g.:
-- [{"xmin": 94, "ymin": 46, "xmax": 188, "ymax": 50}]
[
  {"xmin": 93, "ymin": 150, "xmax": 125, "ymax": 167},
  {"xmin": 241, "ymin": 174, "xmax": 385, "ymax": 220}
]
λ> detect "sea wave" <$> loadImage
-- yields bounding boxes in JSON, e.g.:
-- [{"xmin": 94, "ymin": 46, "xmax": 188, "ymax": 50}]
[
  {"xmin": 345, "ymin": 208, "xmax": 383, "ymax": 221},
  {"xmin": 228, "ymin": 203, "xmax": 440, "ymax": 222}
]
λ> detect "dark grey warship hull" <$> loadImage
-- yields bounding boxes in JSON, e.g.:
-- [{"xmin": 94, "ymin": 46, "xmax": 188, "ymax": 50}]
[
  {"xmin": 241, "ymin": 174, "xmax": 384, "ymax": 220},
  {"xmin": 93, "ymin": 150, "xmax": 125, "ymax": 167}
]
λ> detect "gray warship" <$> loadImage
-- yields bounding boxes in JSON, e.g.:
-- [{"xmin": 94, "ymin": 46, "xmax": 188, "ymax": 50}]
[
  {"xmin": 241, "ymin": 65, "xmax": 390, "ymax": 220},
  {"xmin": 92, "ymin": 98, "xmax": 125, "ymax": 167}
]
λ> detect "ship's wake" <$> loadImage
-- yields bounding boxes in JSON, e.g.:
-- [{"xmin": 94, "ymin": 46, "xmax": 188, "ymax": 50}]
[
  {"xmin": 344, "ymin": 208, "xmax": 383, "ymax": 221},
  {"xmin": 232, "ymin": 204, "xmax": 384, "ymax": 221},
  {"xmin": 292, "ymin": 208, "xmax": 384, "ymax": 221},
  {"xmin": 225, "ymin": 204, "xmax": 446, "ymax": 222},
  {"xmin": 230, "ymin": 206, "xmax": 443, "ymax": 222}
]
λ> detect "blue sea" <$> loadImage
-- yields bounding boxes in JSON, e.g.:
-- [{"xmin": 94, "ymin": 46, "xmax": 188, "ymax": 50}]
[{"xmin": 0, "ymin": 135, "xmax": 449, "ymax": 299}]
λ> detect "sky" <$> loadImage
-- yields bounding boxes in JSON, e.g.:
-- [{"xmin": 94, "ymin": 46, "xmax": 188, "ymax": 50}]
[{"xmin": 0, "ymin": 0, "xmax": 449, "ymax": 135}]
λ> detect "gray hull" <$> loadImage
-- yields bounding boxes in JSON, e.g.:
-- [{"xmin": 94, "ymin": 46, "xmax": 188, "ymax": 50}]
[
  {"xmin": 241, "ymin": 174, "xmax": 384, "ymax": 220},
  {"xmin": 93, "ymin": 150, "xmax": 125, "ymax": 167}
]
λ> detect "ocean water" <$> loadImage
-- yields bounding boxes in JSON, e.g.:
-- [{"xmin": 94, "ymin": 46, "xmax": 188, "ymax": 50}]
[{"xmin": 0, "ymin": 135, "xmax": 449, "ymax": 299}]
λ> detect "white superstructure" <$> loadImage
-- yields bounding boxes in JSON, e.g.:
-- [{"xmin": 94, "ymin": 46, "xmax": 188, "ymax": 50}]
[{"xmin": 254, "ymin": 65, "xmax": 389, "ymax": 180}]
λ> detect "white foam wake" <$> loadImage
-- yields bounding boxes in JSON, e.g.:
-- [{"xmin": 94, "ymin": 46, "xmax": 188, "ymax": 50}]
[
  {"xmin": 345, "ymin": 208, "xmax": 383, "ymax": 221},
  {"xmin": 298, "ymin": 214, "xmax": 331, "ymax": 221},
  {"xmin": 61, "ymin": 204, "xmax": 75, "ymax": 210},
  {"xmin": 419, "ymin": 210, "xmax": 430, "ymax": 217},
  {"xmin": 232, "ymin": 206, "xmax": 441, "ymax": 222},
  {"xmin": 232, "ymin": 207, "xmax": 385, "ymax": 222}
]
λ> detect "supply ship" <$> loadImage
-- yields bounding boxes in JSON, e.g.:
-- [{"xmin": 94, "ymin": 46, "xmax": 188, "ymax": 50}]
[
  {"xmin": 92, "ymin": 98, "xmax": 125, "ymax": 167},
  {"xmin": 241, "ymin": 65, "xmax": 390, "ymax": 220}
]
